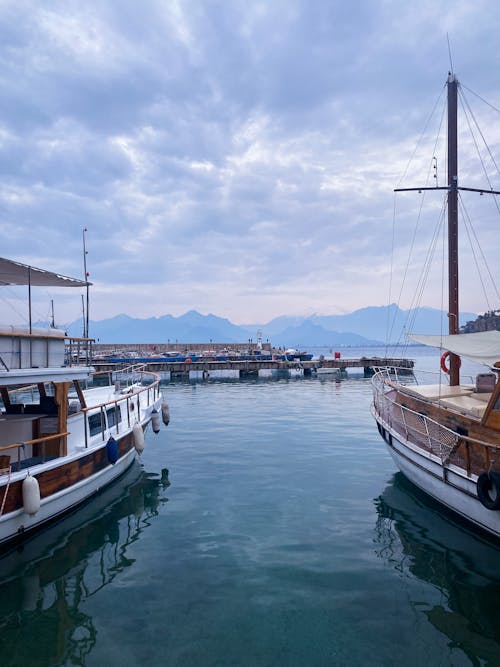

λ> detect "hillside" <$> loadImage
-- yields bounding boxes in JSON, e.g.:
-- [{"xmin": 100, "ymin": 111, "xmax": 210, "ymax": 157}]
[{"xmin": 460, "ymin": 310, "xmax": 500, "ymax": 333}]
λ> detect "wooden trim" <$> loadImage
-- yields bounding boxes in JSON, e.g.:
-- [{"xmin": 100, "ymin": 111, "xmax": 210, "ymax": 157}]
[
  {"xmin": 54, "ymin": 382, "xmax": 69, "ymax": 456},
  {"xmin": 0, "ymin": 431, "xmax": 135, "ymax": 514},
  {"xmin": 73, "ymin": 380, "xmax": 87, "ymax": 409},
  {"xmin": 481, "ymin": 378, "xmax": 500, "ymax": 428},
  {"xmin": 0, "ymin": 387, "xmax": 11, "ymax": 408}
]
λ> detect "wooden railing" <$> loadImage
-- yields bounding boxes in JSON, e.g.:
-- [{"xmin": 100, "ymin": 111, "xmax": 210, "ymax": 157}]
[{"xmin": 0, "ymin": 431, "xmax": 70, "ymax": 472}]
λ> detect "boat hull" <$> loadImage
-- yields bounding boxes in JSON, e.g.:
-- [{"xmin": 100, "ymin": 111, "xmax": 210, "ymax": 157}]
[
  {"xmin": 0, "ymin": 396, "xmax": 162, "ymax": 548},
  {"xmin": 372, "ymin": 406, "xmax": 500, "ymax": 538}
]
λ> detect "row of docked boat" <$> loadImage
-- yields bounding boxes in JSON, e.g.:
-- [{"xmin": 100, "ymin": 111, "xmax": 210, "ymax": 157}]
[{"xmin": 94, "ymin": 348, "xmax": 314, "ymax": 364}]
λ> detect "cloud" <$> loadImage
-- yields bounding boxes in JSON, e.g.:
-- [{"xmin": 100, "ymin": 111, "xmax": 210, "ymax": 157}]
[{"xmin": 0, "ymin": 0, "xmax": 499, "ymax": 327}]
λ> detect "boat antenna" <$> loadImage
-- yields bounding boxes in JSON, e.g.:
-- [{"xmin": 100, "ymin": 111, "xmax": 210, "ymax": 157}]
[
  {"xmin": 447, "ymin": 34, "xmax": 454, "ymax": 75},
  {"xmin": 50, "ymin": 299, "xmax": 55, "ymax": 328},
  {"xmin": 82, "ymin": 227, "xmax": 90, "ymax": 340}
]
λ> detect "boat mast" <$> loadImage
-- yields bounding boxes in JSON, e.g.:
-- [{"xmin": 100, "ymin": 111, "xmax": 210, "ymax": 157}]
[
  {"xmin": 395, "ymin": 71, "xmax": 500, "ymax": 384},
  {"xmin": 447, "ymin": 73, "xmax": 460, "ymax": 385}
]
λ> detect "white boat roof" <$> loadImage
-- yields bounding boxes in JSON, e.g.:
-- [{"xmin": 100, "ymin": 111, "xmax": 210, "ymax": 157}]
[
  {"xmin": 0, "ymin": 366, "xmax": 94, "ymax": 386},
  {"xmin": 409, "ymin": 331, "xmax": 500, "ymax": 368},
  {"xmin": 0, "ymin": 257, "xmax": 90, "ymax": 287}
]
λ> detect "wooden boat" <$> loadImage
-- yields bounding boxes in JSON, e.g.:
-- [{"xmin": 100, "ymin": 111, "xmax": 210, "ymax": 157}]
[
  {"xmin": 0, "ymin": 257, "xmax": 166, "ymax": 549},
  {"xmin": 371, "ymin": 73, "xmax": 500, "ymax": 539}
]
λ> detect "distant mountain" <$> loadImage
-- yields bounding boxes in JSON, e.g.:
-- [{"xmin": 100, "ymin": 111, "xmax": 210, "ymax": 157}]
[
  {"xmin": 269, "ymin": 321, "xmax": 381, "ymax": 347},
  {"xmin": 65, "ymin": 310, "xmax": 250, "ymax": 344},
  {"xmin": 257, "ymin": 305, "xmax": 475, "ymax": 341},
  {"xmin": 60, "ymin": 304, "xmax": 478, "ymax": 345}
]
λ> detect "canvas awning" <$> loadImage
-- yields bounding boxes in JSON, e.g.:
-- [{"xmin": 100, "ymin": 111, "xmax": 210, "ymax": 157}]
[
  {"xmin": 0, "ymin": 257, "xmax": 90, "ymax": 287},
  {"xmin": 409, "ymin": 331, "xmax": 500, "ymax": 368}
]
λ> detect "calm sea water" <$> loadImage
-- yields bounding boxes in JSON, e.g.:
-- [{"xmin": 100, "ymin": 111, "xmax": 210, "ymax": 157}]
[{"xmin": 0, "ymin": 347, "xmax": 499, "ymax": 666}]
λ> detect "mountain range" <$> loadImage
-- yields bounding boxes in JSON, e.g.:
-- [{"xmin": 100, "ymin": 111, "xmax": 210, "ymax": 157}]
[{"xmin": 62, "ymin": 304, "xmax": 478, "ymax": 347}]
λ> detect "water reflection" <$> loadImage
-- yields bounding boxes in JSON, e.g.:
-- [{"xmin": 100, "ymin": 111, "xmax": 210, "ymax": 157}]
[
  {"xmin": 374, "ymin": 473, "xmax": 500, "ymax": 665},
  {"xmin": 0, "ymin": 461, "xmax": 170, "ymax": 666}
]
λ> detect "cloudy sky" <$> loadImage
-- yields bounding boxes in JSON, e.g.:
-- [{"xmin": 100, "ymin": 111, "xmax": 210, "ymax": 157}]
[{"xmin": 1, "ymin": 0, "xmax": 499, "ymax": 327}]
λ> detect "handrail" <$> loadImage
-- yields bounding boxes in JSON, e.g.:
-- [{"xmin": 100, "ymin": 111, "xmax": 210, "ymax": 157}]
[
  {"xmin": 0, "ymin": 431, "xmax": 70, "ymax": 453},
  {"xmin": 80, "ymin": 370, "xmax": 161, "ymax": 446},
  {"xmin": 372, "ymin": 365, "xmax": 476, "ymax": 386},
  {"xmin": 83, "ymin": 371, "xmax": 161, "ymax": 412}
]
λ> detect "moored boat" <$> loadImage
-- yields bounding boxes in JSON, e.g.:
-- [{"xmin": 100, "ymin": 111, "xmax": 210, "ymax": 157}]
[
  {"xmin": 0, "ymin": 257, "xmax": 166, "ymax": 548},
  {"xmin": 371, "ymin": 72, "xmax": 500, "ymax": 539}
]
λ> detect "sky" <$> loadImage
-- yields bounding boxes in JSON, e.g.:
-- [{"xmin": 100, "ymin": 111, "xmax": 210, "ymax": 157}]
[{"xmin": 1, "ymin": 0, "xmax": 499, "ymax": 328}]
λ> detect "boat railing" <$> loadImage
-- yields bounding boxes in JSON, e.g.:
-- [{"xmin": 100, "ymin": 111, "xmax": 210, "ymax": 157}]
[
  {"xmin": 372, "ymin": 368, "xmax": 497, "ymax": 475},
  {"xmin": 372, "ymin": 365, "xmax": 475, "ymax": 387},
  {"xmin": 64, "ymin": 336, "xmax": 94, "ymax": 366},
  {"xmin": 0, "ymin": 431, "xmax": 71, "ymax": 474},
  {"xmin": 81, "ymin": 370, "xmax": 161, "ymax": 447}
]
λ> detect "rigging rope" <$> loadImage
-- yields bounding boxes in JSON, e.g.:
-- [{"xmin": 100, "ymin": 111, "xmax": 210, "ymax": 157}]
[
  {"xmin": 458, "ymin": 193, "xmax": 500, "ymax": 305},
  {"xmin": 396, "ymin": 85, "xmax": 446, "ymax": 189},
  {"xmin": 459, "ymin": 88, "xmax": 500, "ymax": 218},
  {"xmin": 388, "ymin": 94, "xmax": 448, "ymax": 348}
]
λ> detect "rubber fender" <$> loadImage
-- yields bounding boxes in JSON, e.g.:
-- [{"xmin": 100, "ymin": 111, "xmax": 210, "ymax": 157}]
[
  {"xmin": 107, "ymin": 436, "xmax": 119, "ymax": 464},
  {"xmin": 133, "ymin": 422, "xmax": 145, "ymax": 453},
  {"xmin": 22, "ymin": 473, "xmax": 40, "ymax": 515},
  {"xmin": 151, "ymin": 409, "xmax": 161, "ymax": 434},
  {"xmin": 476, "ymin": 472, "xmax": 500, "ymax": 510}
]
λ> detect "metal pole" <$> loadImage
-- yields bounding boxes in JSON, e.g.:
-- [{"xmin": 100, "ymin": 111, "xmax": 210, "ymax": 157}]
[
  {"xmin": 28, "ymin": 265, "xmax": 32, "ymax": 367},
  {"xmin": 83, "ymin": 227, "xmax": 90, "ymax": 362}
]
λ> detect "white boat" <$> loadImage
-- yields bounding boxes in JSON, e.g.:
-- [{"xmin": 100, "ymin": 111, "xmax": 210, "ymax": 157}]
[
  {"xmin": 0, "ymin": 257, "xmax": 166, "ymax": 549},
  {"xmin": 371, "ymin": 73, "xmax": 500, "ymax": 539}
]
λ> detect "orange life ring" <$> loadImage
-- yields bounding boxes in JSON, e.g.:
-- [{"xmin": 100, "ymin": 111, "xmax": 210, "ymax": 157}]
[{"xmin": 440, "ymin": 351, "xmax": 461, "ymax": 374}]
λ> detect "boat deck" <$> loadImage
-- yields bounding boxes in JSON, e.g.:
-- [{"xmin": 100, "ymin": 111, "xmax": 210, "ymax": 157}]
[{"xmin": 400, "ymin": 383, "xmax": 491, "ymax": 420}]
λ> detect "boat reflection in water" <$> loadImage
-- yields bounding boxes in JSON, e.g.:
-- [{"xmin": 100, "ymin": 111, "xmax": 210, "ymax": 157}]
[
  {"xmin": 374, "ymin": 473, "xmax": 500, "ymax": 664},
  {"xmin": 0, "ymin": 461, "xmax": 170, "ymax": 666}
]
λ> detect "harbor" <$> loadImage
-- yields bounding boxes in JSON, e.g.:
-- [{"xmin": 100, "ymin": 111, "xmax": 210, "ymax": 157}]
[{"xmin": 1, "ymin": 354, "xmax": 499, "ymax": 666}]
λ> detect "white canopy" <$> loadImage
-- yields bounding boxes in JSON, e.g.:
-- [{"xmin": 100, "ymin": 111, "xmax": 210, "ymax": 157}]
[
  {"xmin": 409, "ymin": 330, "xmax": 500, "ymax": 368},
  {"xmin": 0, "ymin": 257, "xmax": 89, "ymax": 287}
]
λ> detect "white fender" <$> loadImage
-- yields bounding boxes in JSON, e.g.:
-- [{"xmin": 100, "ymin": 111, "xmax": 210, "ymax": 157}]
[
  {"xmin": 161, "ymin": 400, "xmax": 170, "ymax": 426},
  {"xmin": 133, "ymin": 422, "xmax": 145, "ymax": 453},
  {"xmin": 22, "ymin": 473, "xmax": 41, "ymax": 516},
  {"xmin": 151, "ymin": 409, "xmax": 161, "ymax": 434}
]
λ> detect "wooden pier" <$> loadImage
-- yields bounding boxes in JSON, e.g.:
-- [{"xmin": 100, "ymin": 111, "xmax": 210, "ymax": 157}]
[{"xmin": 91, "ymin": 356, "xmax": 414, "ymax": 379}]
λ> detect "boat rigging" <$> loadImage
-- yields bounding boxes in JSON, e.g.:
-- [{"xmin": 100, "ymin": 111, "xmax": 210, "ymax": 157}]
[{"xmin": 371, "ymin": 71, "xmax": 500, "ymax": 539}]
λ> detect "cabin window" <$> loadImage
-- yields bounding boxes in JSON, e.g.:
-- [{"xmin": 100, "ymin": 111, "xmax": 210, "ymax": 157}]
[
  {"xmin": 106, "ymin": 406, "xmax": 122, "ymax": 428},
  {"xmin": 88, "ymin": 413, "xmax": 104, "ymax": 437},
  {"xmin": 493, "ymin": 394, "xmax": 500, "ymax": 412}
]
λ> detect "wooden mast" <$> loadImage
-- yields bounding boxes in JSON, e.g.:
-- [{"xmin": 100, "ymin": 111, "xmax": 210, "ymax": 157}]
[{"xmin": 447, "ymin": 72, "xmax": 460, "ymax": 386}]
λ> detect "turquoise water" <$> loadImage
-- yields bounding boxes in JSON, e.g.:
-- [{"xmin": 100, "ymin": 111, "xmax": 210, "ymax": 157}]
[{"xmin": 0, "ymin": 351, "xmax": 499, "ymax": 666}]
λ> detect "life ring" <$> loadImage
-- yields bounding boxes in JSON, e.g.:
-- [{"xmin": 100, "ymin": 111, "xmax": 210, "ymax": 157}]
[
  {"xmin": 476, "ymin": 472, "xmax": 500, "ymax": 510},
  {"xmin": 440, "ymin": 351, "xmax": 461, "ymax": 374}
]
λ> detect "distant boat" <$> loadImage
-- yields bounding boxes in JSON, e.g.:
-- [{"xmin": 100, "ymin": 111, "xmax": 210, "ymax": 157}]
[
  {"xmin": 0, "ymin": 257, "xmax": 167, "ymax": 549},
  {"xmin": 283, "ymin": 348, "xmax": 313, "ymax": 361},
  {"xmin": 371, "ymin": 73, "xmax": 500, "ymax": 539}
]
